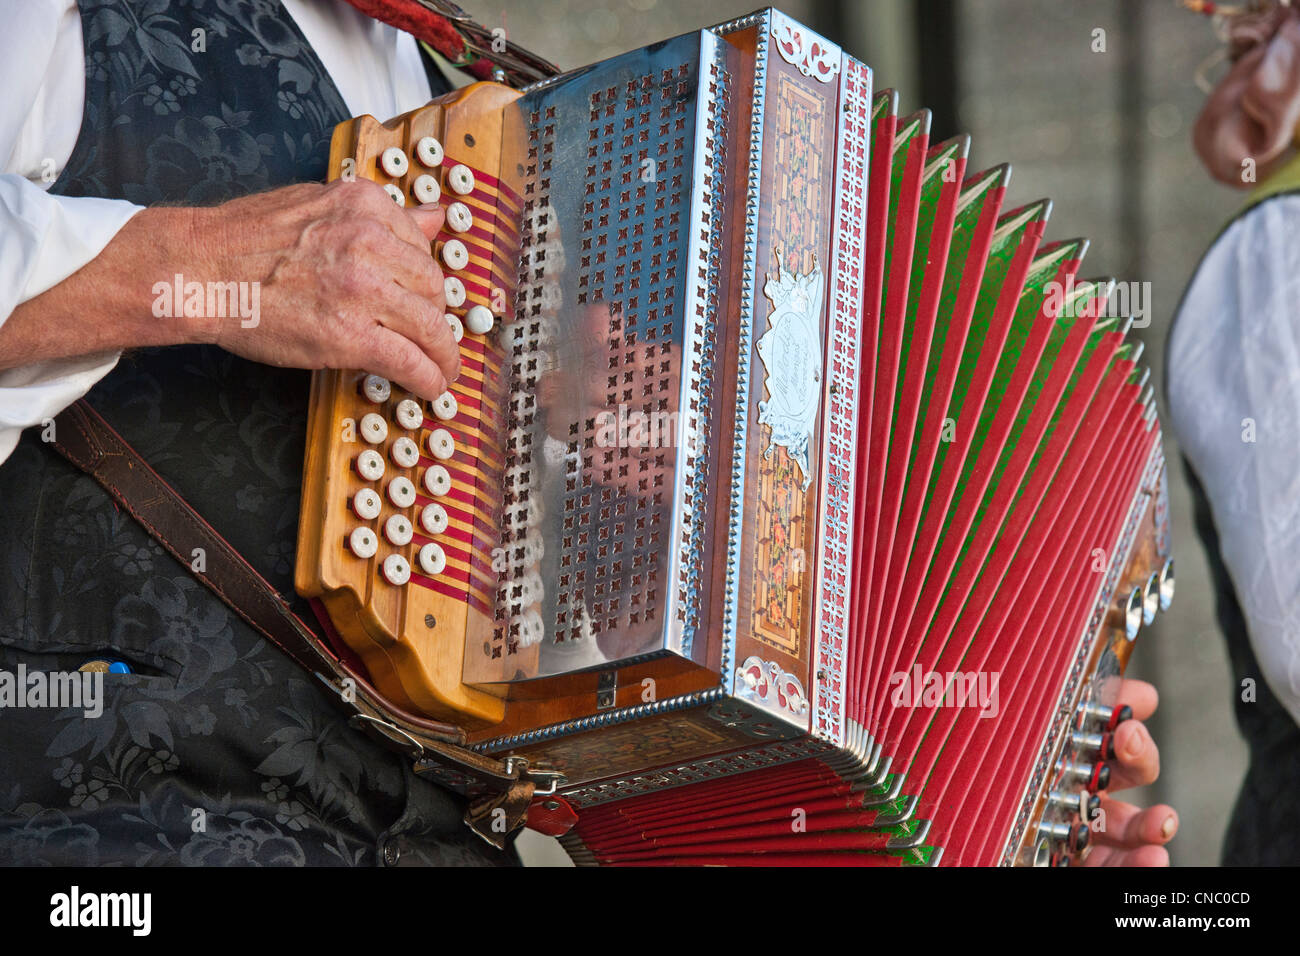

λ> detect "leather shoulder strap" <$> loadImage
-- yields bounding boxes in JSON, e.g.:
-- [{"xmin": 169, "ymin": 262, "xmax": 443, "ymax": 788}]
[{"xmin": 49, "ymin": 399, "xmax": 557, "ymax": 847}]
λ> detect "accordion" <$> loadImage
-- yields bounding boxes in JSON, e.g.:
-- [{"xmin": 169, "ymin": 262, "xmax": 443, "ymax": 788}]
[{"xmin": 295, "ymin": 7, "xmax": 1174, "ymax": 866}]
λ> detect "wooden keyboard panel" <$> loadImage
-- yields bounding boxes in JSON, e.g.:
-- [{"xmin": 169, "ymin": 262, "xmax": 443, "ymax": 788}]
[{"xmin": 296, "ymin": 84, "xmax": 533, "ymax": 727}]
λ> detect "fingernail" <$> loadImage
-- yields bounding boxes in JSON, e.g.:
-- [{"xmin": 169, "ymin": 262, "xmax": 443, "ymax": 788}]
[{"xmin": 1161, "ymin": 815, "xmax": 1177, "ymax": 839}]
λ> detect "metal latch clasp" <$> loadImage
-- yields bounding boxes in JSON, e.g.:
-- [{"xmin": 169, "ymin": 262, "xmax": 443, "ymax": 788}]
[{"xmin": 504, "ymin": 756, "xmax": 566, "ymax": 796}]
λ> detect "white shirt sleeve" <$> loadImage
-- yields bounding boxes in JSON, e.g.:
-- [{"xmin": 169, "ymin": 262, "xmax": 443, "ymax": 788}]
[
  {"xmin": 1167, "ymin": 195, "xmax": 1300, "ymax": 730},
  {"xmin": 0, "ymin": 0, "xmax": 434, "ymax": 465},
  {"xmin": 0, "ymin": 0, "xmax": 140, "ymax": 464}
]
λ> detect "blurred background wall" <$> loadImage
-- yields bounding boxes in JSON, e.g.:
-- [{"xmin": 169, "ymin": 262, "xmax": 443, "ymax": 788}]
[{"xmin": 461, "ymin": 0, "xmax": 1248, "ymax": 866}]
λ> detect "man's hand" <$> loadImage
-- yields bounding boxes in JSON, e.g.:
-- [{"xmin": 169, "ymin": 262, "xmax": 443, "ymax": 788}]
[
  {"xmin": 0, "ymin": 179, "xmax": 459, "ymax": 400},
  {"xmin": 1082, "ymin": 678, "xmax": 1178, "ymax": 867},
  {"xmin": 193, "ymin": 179, "xmax": 458, "ymax": 398}
]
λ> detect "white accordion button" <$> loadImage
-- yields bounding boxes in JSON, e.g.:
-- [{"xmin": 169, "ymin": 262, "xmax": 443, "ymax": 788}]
[
  {"xmin": 424, "ymin": 464, "xmax": 451, "ymax": 497},
  {"xmin": 387, "ymin": 476, "xmax": 416, "ymax": 509},
  {"xmin": 363, "ymin": 374, "xmax": 391, "ymax": 403},
  {"xmin": 447, "ymin": 314, "xmax": 464, "ymax": 342},
  {"xmin": 427, "ymin": 427, "xmax": 455, "ymax": 460},
  {"xmin": 384, "ymin": 513, "xmax": 414, "ymax": 547},
  {"xmin": 446, "ymin": 201, "xmax": 472, "ymax": 232},
  {"xmin": 356, "ymin": 450, "xmax": 385, "ymax": 482},
  {"xmin": 382, "ymin": 554, "xmax": 411, "ymax": 586},
  {"xmin": 522, "ymin": 534, "xmax": 545, "ymax": 566},
  {"xmin": 465, "ymin": 305, "xmax": 494, "ymax": 335},
  {"xmin": 432, "ymin": 391, "xmax": 458, "ymax": 421},
  {"xmin": 515, "ymin": 610, "xmax": 544, "ymax": 647},
  {"xmin": 443, "ymin": 276, "xmax": 466, "ymax": 309},
  {"xmin": 418, "ymin": 542, "xmax": 447, "ymax": 576},
  {"xmin": 447, "ymin": 164, "xmax": 475, "ymax": 195},
  {"xmin": 383, "ymin": 183, "xmax": 405, "ymax": 207},
  {"xmin": 349, "ymin": 527, "xmax": 379, "ymax": 560},
  {"xmin": 395, "ymin": 399, "xmax": 423, "ymax": 431},
  {"xmin": 415, "ymin": 136, "xmax": 444, "ymax": 168},
  {"xmin": 391, "ymin": 436, "xmax": 420, "ymax": 469},
  {"xmin": 360, "ymin": 412, "xmax": 388, "ymax": 444},
  {"xmin": 421, "ymin": 501, "xmax": 449, "ymax": 535},
  {"xmin": 441, "ymin": 239, "xmax": 469, "ymax": 271},
  {"xmin": 412, "ymin": 173, "xmax": 441, "ymax": 205},
  {"xmin": 352, "ymin": 488, "xmax": 382, "ymax": 521},
  {"xmin": 380, "ymin": 146, "xmax": 409, "ymax": 178}
]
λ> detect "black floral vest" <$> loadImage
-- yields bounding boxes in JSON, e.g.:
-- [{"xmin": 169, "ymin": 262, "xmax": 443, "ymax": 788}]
[
  {"xmin": 0, "ymin": 0, "xmax": 510, "ymax": 866},
  {"xmin": 1183, "ymin": 467, "xmax": 1300, "ymax": 865}
]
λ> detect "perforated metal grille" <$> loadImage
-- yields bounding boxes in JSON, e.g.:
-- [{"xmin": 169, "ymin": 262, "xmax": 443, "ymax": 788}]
[
  {"xmin": 471, "ymin": 34, "xmax": 711, "ymax": 681},
  {"xmin": 554, "ymin": 63, "xmax": 695, "ymax": 648}
]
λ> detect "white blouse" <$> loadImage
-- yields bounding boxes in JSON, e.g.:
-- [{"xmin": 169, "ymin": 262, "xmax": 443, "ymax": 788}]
[
  {"xmin": 0, "ymin": 0, "xmax": 435, "ymax": 463},
  {"xmin": 1167, "ymin": 194, "xmax": 1300, "ymax": 729}
]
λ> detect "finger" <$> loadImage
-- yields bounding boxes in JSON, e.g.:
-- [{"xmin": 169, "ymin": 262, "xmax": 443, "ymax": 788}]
[
  {"xmin": 1111, "ymin": 677, "xmax": 1159, "ymax": 722},
  {"xmin": 380, "ymin": 201, "xmax": 438, "ymax": 256},
  {"xmin": 1091, "ymin": 797, "xmax": 1178, "ymax": 848},
  {"xmin": 376, "ymin": 287, "xmax": 461, "ymax": 383},
  {"xmin": 1084, "ymin": 843, "xmax": 1170, "ymax": 867},
  {"xmin": 364, "ymin": 326, "xmax": 449, "ymax": 401},
  {"xmin": 379, "ymin": 237, "xmax": 448, "ymax": 315},
  {"xmin": 408, "ymin": 204, "xmax": 447, "ymax": 242},
  {"xmin": 344, "ymin": 178, "xmax": 440, "ymax": 255},
  {"xmin": 1106, "ymin": 718, "xmax": 1160, "ymax": 791},
  {"xmin": 355, "ymin": 201, "xmax": 448, "ymax": 321}
]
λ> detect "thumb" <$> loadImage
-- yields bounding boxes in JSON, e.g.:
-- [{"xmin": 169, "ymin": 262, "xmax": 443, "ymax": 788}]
[{"xmin": 407, "ymin": 204, "xmax": 446, "ymax": 241}]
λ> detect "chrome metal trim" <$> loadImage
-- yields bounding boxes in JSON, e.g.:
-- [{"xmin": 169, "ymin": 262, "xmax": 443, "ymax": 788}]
[
  {"xmin": 735, "ymin": 654, "xmax": 810, "ymax": 720},
  {"xmin": 1032, "ymin": 837, "xmax": 1052, "ymax": 867},
  {"xmin": 858, "ymin": 771, "xmax": 903, "ymax": 806},
  {"xmin": 709, "ymin": 10, "xmax": 769, "ymax": 37},
  {"xmin": 1158, "ymin": 558, "xmax": 1175, "ymax": 610},
  {"xmin": 347, "ymin": 713, "xmax": 424, "ymax": 761},
  {"xmin": 861, "ymin": 750, "xmax": 892, "ymax": 788},
  {"xmin": 769, "ymin": 11, "xmax": 842, "ymax": 83},
  {"xmin": 1141, "ymin": 572, "xmax": 1160, "ymax": 625},
  {"xmin": 720, "ymin": 8, "xmax": 771, "ymax": 690},
  {"xmin": 1122, "ymin": 586, "xmax": 1143, "ymax": 642},
  {"xmin": 874, "ymin": 793, "xmax": 919, "ymax": 826},
  {"xmin": 473, "ymin": 686, "xmax": 726, "ymax": 753},
  {"xmin": 668, "ymin": 30, "xmax": 730, "ymax": 661},
  {"xmin": 596, "ymin": 670, "xmax": 618, "ymax": 710},
  {"xmin": 885, "ymin": 816, "xmax": 930, "ymax": 851},
  {"xmin": 810, "ymin": 52, "xmax": 871, "ymax": 747}
]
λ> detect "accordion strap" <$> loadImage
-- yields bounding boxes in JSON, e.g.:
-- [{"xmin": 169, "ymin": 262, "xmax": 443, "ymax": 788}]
[{"xmin": 49, "ymin": 398, "xmax": 552, "ymax": 849}]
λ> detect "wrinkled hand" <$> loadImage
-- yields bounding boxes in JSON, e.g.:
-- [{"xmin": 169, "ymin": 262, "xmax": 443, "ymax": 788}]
[
  {"xmin": 192, "ymin": 178, "xmax": 458, "ymax": 399},
  {"xmin": 1082, "ymin": 678, "xmax": 1178, "ymax": 866}
]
